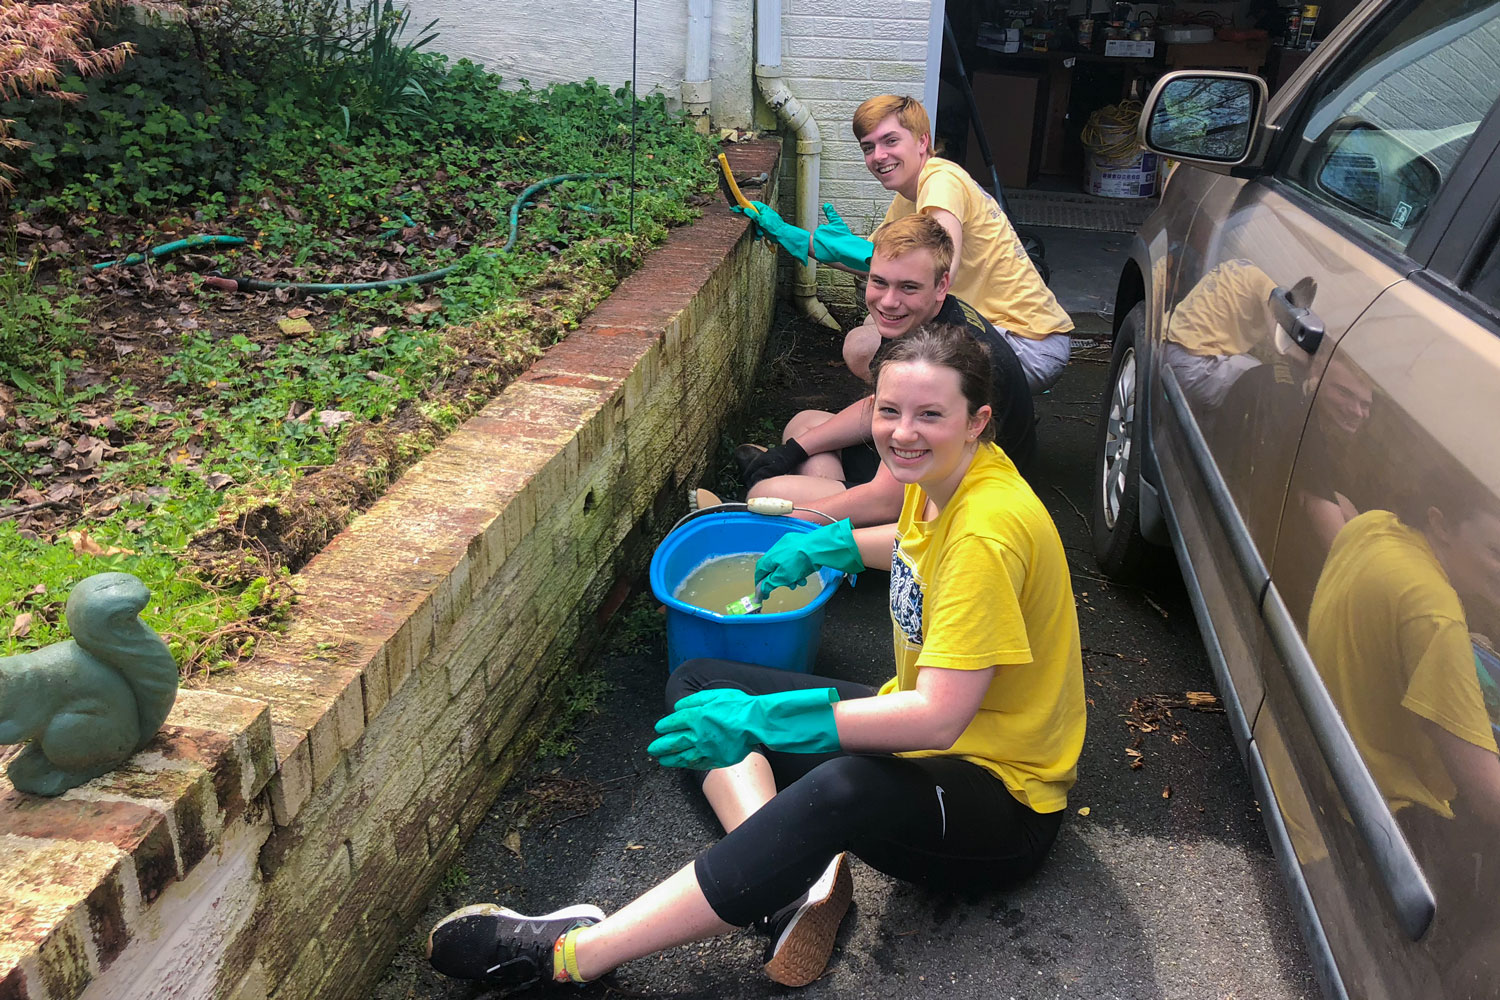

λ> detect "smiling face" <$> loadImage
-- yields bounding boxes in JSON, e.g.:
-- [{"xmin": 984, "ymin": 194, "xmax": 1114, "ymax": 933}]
[
  {"xmin": 865, "ymin": 246, "xmax": 949, "ymax": 339},
  {"xmin": 859, "ymin": 114, "xmax": 929, "ymax": 199},
  {"xmin": 872, "ymin": 360, "xmax": 991, "ymax": 501}
]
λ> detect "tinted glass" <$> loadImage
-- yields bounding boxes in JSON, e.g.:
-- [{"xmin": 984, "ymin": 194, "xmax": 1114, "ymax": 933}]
[{"xmin": 1278, "ymin": 0, "xmax": 1500, "ymax": 252}]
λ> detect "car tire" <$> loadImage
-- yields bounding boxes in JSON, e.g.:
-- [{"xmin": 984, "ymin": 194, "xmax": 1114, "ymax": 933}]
[{"xmin": 1091, "ymin": 303, "xmax": 1154, "ymax": 580}]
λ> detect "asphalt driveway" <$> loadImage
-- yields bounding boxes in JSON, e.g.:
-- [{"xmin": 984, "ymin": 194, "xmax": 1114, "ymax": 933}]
[{"xmin": 373, "ymin": 228, "xmax": 1321, "ymax": 1000}]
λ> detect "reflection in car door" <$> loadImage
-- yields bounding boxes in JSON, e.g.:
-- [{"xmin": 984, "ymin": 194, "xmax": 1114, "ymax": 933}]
[
  {"xmin": 1151, "ymin": 167, "xmax": 1403, "ymax": 732},
  {"xmin": 1264, "ymin": 266, "xmax": 1500, "ymax": 1000}
]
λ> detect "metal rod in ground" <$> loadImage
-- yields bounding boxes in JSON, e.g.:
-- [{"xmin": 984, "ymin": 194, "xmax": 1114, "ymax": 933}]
[{"xmin": 629, "ymin": 0, "xmax": 639, "ymax": 231}]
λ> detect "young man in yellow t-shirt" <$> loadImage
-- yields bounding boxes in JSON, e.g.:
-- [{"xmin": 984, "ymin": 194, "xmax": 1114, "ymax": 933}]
[
  {"xmin": 846, "ymin": 95, "xmax": 1073, "ymax": 392},
  {"xmin": 733, "ymin": 96, "xmax": 1073, "ymax": 392}
]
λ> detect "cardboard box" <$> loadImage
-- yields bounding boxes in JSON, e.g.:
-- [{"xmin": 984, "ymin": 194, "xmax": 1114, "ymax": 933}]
[
  {"xmin": 1104, "ymin": 39, "xmax": 1156, "ymax": 57},
  {"xmin": 963, "ymin": 71, "xmax": 1044, "ymax": 191}
]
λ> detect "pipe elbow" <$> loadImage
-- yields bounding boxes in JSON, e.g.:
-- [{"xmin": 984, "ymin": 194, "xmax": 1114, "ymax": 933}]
[{"xmin": 794, "ymin": 293, "xmax": 841, "ymax": 330}]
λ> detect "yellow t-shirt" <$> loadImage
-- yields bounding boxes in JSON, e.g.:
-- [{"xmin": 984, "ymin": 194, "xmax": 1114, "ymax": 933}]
[
  {"xmin": 877, "ymin": 444, "xmax": 1086, "ymax": 812},
  {"xmin": 1307, "ymin": 510, "xmax": 1497, "ymax": 819},
  {"xmin": 1166, "ymin": 258, "xmax": 1276, "ymax": 358},
  {"xmin": 879, "ymin": 157, "xmax": 1073, "ymax": 341}
]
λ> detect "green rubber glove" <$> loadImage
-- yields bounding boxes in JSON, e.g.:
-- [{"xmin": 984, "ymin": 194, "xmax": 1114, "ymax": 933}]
[
  {"xmin": 731, "ymin": 200, "xmax": 811, "ymax": 263},
  {"xmin": 754, "ymin": 519, "xmax": 865, "ymax": 596},
  {"xmin": 648, "ymin": 687, "xmax": 842, "ymax": 769},
  {"xmin": 810, "ymin": 202, "xmax": 873, "ymax": 271}
]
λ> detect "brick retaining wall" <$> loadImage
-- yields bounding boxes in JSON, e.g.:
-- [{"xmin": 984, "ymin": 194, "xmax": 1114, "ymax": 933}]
[{"xmin": 0, "ymin": 139, "xmax": 781, "ymax": 1000}]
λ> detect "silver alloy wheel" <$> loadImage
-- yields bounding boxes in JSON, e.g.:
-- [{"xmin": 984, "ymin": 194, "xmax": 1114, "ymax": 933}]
[{"xmin": 1100, "ymin": 347, "xmax": 1136, "ymax": 530}]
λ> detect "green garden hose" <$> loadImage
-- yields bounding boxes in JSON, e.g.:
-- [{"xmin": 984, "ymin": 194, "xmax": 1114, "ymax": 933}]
[
  {"xmin": 92, "ymin": 234, "xmax": 248, "ymax": 270},
  {"xmin": 202, "ymin": 171, "xmax": 612, "ymax": 295}
]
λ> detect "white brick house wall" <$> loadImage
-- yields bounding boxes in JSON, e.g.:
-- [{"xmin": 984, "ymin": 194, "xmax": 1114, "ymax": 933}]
[{"xmin": 774, "ymin": 0, "xmax": 943, "ymax": 310}]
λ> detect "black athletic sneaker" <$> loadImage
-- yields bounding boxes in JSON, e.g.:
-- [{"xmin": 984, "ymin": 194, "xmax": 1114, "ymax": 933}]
[
  {"xmin": 761, "ymin": 853, "xmax": 853, "ymax": 987},
  {"xmin": 426, "ymin": 902, "xmax": 605, "ymax": 989}
]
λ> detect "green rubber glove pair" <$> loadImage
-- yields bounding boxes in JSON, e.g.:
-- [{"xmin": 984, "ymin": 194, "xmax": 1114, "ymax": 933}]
[
  {"xmin": 733, "ymin": 201, "xmax": 873, "ymax": 271},
  {"xmin": 648, "ymin": 687, "xmax": 842, "ymax": 769},
  {"xmin": 754, "ymin": 519, "xmax": 865, "ymax": 596}
]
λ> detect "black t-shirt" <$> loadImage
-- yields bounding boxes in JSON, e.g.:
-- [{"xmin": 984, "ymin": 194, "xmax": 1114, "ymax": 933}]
[{"xmin": 929, "ymin": 294, "xmax": 1038, "ymax": 478}]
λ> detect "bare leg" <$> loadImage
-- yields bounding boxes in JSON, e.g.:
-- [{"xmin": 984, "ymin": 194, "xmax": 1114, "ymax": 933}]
[
  {"xmin": 570, "ymin": 756, "xmax": 777, "ymax": 980},
  {"xmin": 703, "ymin": 751, "xmax": 778, "ymax": 832},
  {"xmin": 842, "ymin": 321, "xmax": 881, "ymax": 384},
  {"xmin": 781, "ymin": 409, "xmax": 845, "ymax": 481},
  {"xmin": 571, "ymin": 863, "xmax": 737, "ymax": 980},
  {"xmin": 749, "ymin": 474, "xmax": 850, "ymax": 506}
]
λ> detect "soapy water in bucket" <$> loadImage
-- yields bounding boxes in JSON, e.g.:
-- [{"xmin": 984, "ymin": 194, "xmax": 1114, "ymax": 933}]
[{"xmin": 673, "ymin": 552, "xmax": 823, "ymax": 616}]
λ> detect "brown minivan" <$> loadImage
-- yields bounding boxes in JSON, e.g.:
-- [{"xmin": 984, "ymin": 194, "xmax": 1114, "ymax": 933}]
[{"xmin": 1090, "ymin": 2, "xmax": 1500, "ymax": 998}]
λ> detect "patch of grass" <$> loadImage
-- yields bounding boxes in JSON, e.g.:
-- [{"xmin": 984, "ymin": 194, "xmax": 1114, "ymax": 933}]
[
  {"xmin": 438, "ymin": 863, "xmax": 470, "ymax": 892},
  {"xmin": 605, "ymin": 592, "xmax": 665, "ymax": 657},
  {"xmin": 0, "ymin": 244, "xmax": 91, "ymax": 373},
  {"xmin": 537, "ymin": 666, "xmax": 610, "ymax": 759}
]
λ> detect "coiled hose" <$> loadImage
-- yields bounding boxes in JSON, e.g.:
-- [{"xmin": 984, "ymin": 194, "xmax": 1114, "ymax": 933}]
[
  {"xmin": 203, "ymin": 171, "xmax": 613, "ymax": 294},
  {"xmin": 1081, "ymin": 101, "xmax": 1145, "ymax": 164}
]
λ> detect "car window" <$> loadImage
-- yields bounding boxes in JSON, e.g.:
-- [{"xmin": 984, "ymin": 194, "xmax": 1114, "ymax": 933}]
[{"xmin": 1277, "ymin": 0, "xmax": 1500, "ymax": 253}]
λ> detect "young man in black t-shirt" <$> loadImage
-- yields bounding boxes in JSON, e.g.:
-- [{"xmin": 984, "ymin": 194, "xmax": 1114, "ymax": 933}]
[{"xmin": 741, "ymin": 214, "xmax": 1036, "ymax": 527}]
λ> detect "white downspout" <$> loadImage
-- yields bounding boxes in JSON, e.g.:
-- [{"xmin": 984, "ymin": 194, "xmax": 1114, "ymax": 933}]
[
  {"xmin": 683, "ymin": 0, "xmax": 712, "ymax": 134},
  {"xmin": 753, "ymin": 0, "xmax": 840, "ymax": 329}
]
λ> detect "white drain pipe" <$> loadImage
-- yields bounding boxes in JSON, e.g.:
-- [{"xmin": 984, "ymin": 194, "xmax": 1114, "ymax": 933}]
[
  {"xmin": 683, "ymin": 0, "xmax": 712, "ymax": 134},
  {"xmin": 754, "ymin": 0, "xmax": 839, "ymax": 329}
]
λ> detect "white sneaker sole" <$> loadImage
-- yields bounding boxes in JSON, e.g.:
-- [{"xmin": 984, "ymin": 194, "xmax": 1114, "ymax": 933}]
[{"xmin": 764, "ymin": 854, "xmax": 853, "ymax": 987}]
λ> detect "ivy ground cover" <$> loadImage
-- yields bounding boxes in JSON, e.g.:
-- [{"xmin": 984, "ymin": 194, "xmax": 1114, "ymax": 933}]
[{"xmin": 0, "ymin": 9, "xmax": 717, "ymax": 674}]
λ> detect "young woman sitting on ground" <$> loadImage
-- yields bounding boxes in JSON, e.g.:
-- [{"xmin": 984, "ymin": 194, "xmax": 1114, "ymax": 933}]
[{"xmin": 425, "ymin": 322, "xmax": 1087, "ymax": 992}]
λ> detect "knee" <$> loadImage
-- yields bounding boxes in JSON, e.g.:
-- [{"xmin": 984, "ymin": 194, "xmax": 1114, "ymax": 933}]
[
  {"xmin": 842, "ymin": 326, "xmax": 879, "ymax": 381},
  {"xmin": 783, "ymin": 409, "xmax": 831, "ymax": 441},
  {"xmin": 802, "ymin": 755, "xmax": 890, "ymax": 815},
  {"xmin": 665, "ymin": 658, "xmax": 721, "ymax": 710}
]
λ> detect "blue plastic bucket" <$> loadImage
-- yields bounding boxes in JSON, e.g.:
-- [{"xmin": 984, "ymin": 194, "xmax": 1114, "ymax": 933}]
[{"xmin": 650, "ymin": 512, "xmax": 845, "ymax": 673}]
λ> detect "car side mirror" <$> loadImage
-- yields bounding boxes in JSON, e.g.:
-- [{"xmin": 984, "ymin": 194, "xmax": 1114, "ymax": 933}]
[
  {"xmin": 1141, "ymin": 71, "xmax": 1269, "ymax": 172},
  {"xmin": 1313, "ymin": 121, "xmax": 1441, "ymax": 230}
]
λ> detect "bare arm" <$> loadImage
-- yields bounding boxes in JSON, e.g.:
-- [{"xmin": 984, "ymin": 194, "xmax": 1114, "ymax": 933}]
[
  {"xmin": 834, "ymin": 663, "xmax": 995, "ymax": 753},
  {"xmin": 790, "ymin": 465, "xmax": 906, "ymax": 528},
  {"xmin": 852, "ymin": 522, "xmax": 897, "ymax": 570},
  {"xmin": 1422, "ymin": 717, "xmax": 1500, "ymax": 829},
  {"xmin": 926, "ymin": 207, "xmax": 964, "ymax": 284},
  {"xmin": 795, "ymin": 396, "xmax": 874, "ymax": 456}
]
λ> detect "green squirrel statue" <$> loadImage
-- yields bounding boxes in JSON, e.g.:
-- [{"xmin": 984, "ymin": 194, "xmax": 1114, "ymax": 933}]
[{"xmin": 0, "ymin": 572, "xmax": 179, "ymax": 796}]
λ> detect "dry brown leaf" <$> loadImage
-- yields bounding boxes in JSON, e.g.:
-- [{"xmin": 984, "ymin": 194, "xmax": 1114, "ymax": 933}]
[
  {"xmin": 502, "ymin": 829, "xmax": 523, "ymax": 857},
  {"xmin": 68, "ymin": 530, "xmax": 135, "ymax": 558},
  {"xmin": 9, "ymin": 613, "xmax": 33, "ymax": 639},
  {"xmin": 205, "ymin": 472, "xmax": 235, "ymax": 491},
  {"xmin": 286, "ymin": 307, "xmax": 311, "ymax": 319},
  {"xmin": 1162, "ymin": 786, "xmax": 1172, "ymax": 799}
]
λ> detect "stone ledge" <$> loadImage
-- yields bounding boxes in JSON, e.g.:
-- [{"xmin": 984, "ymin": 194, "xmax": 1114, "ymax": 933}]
[{"xmin": 0, "ymin": 689, "xmax": 274, "ymax": 998}]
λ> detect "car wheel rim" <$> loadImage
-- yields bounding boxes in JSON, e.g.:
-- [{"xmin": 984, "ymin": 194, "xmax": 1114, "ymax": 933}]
[{"xmin": 1101, "ymin": 348, "xmax": 1135, "ymax": 531}]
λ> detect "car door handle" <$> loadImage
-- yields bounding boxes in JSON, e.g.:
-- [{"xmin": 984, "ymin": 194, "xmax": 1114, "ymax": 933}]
[{"xmin": 1269, "ymin": 286, "xmax": 1325, "ymax": 354}]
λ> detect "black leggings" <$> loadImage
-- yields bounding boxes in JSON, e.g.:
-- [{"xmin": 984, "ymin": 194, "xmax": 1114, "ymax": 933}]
[{"xmin": 666, "ymin": 658, "xmax": 1064, "ymax": 927}]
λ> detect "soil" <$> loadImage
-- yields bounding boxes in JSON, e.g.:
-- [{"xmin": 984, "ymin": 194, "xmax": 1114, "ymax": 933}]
[{"xmin": 1, "ymin": 216, "xmax": 649, "ymax": 584}]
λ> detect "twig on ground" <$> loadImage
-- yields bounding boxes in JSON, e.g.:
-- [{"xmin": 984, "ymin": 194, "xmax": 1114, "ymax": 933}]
[
  {"xmin": 1052, "ymin": 486, "xmax": 1089, "ymax": 530},
  {"xmin": 0, "ymin": 500, "xmax": 66, "ymax": 520},
  {"xmin": 1144, "ymin": 594, "xmax": 1170, "ymax": 619}
]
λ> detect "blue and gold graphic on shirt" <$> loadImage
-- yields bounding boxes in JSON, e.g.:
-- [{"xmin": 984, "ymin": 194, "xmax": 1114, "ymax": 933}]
[{"xmin": 889, "ymin": 539, "xmax": 924, "ymax": 646}]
